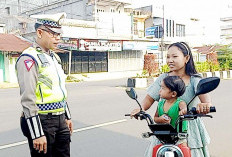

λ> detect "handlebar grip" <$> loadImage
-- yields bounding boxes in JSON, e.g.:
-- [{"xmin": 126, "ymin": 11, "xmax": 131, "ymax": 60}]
[
  {"xmin": 183, "ymin": 115, "xmax": 194, "ymax": 119},
  {"xmin": 209, "ymin": 106, "xmax": 216, "ymax": 112},
  {"xmin": 191, "ymin": 106, "xmax": 216, "ymax": 114},
  {"xmin": 125, "ymin": 114, "xmax": 131, "ymax": 116}
]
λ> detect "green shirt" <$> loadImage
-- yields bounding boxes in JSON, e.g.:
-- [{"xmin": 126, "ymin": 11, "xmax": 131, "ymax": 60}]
[{"xmin": 157, "ymin": 98, "xmax": 188, "ymax": 132}]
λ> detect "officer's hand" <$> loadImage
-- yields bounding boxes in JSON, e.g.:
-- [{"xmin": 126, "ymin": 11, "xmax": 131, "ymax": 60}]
[
  {"xmin": 33, "ymin": 136, "xmax": 47, "ymax": 154},
  {"xmin": 66, "ymin": 119, "xmax": 73, "ymax": 135}
]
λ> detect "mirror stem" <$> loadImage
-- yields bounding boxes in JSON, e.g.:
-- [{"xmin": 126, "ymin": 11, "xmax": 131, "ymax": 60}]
[
  {"xmin": 187, "ymin": 96, "xmax": 196, "ymax": 112},
  {"xmin": 136, "ymin": 99, "xmax": 143, "ymax": 111}
]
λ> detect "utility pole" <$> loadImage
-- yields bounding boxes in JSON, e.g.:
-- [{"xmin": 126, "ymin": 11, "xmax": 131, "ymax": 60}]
[
  {"xmin": 18, "ymin": 0, "xmax": 21, "ymax": 13},
  {"xmin": 161, "ymin": 4, "xmax": 164, "ymax": 65},
  {"xmin": 94, "ymin": 0, "xmax": 98, "ymax": 36},
  {"xmin": 68, "ymin": 50, "xmax": 72, "ymax": 77}
]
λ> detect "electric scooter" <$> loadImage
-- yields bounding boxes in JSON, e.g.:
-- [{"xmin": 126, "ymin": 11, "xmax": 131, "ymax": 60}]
[{"xmin": 125, "ymin": 77, "xmax": 220, "ymax": 157}]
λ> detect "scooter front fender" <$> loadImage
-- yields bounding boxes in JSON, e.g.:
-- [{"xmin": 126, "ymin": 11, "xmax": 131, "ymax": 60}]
[
  {"xmin": 152, "ymin": 144, "xmax": 162, "ymax": 157},
  {"xmin": 152, "ymin": 144, "xmax": 191, "ymax": 157},
  {"xmin": 178, "ymin": 144, "xmax": 191, "ymax": 157}
]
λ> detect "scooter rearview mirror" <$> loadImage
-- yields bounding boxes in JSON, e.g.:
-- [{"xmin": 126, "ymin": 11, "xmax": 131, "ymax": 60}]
[
  {"xmin": 187, "ymin": 77, "xmax": 220, "ymax": 108},
  {"xmin": 126, "ymin": 87, "xmax": 137, "ymax": 100},
  {"xmin": 125, "ymin": 87, "xmax": 143, "ymax": 111},
  {"xmin": 195, "ymin": 77, "xmax": 220, "ymax": 96}
]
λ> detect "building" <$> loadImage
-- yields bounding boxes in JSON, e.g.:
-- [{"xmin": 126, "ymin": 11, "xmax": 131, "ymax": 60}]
[
  {"xmin": 16, "ymin": 0, "xmax": 159, "ymax": 74},
  {"xmin": 0, "ymin": 34, "xmax": 31, "ymax": 82},
  {"xmin": 221, "ymin": 17, "xmax": 232, "ymax": 44},
  {"xmin": 220, "ymin": 3, "xmax": 232, "ymax": 45},
  {"xmin": 193, "ymin": 45, "xmax": 221, "ymax": 63},
  {"xmin": 0, "ymin": 0, "xmax": 207, "ymax": 82}
]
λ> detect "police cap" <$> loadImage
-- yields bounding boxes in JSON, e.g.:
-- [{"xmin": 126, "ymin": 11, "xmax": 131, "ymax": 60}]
[{"xmin": 30, "ymin": 12, "xmax": 66, "ymax": 34}]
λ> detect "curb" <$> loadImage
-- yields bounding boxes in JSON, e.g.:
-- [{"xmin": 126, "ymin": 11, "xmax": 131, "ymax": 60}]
[
  {"xmin": 0, "ymin": 83, "xmax": 19, "ymax": 89},
  {"xmin": 200, "ymin": 70, "xmax": 232, "ymax": 79},
  {"xmin": 127, "ymin": 70, "xmax": 232, "ymax": 88}
]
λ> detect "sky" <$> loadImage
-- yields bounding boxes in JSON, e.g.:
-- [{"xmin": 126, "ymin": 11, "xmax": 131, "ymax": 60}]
[{"xmin": 130, "ymin": 0, "xmax": 232, "ymax": 44}]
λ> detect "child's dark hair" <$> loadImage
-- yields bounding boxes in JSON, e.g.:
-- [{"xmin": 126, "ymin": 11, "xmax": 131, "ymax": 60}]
[
  {"xmin": 168, "ymin": 42, "xmax": 198, "ymax": 76},
  {"xmin": 163, "ymin": 76, "xmax": 186, "ymax": 97}
]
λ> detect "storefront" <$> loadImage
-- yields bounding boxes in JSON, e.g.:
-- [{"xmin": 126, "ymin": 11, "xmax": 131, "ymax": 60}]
[
  {"xmin": 58, "ymin": 38, "xmax": 160, "ymax": 74},
  {"xmin": 70, "ymin": 50, "xmax": 108, "ymax": 73},
  {"xmin": 58, "ymin": 39, "xmax": 122, "ymax": 74}
]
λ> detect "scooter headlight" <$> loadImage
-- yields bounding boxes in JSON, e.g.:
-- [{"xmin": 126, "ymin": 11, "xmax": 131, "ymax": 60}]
[{"xmin": 156, "ymin": 145, "xmax": 184, "ymax": 157}]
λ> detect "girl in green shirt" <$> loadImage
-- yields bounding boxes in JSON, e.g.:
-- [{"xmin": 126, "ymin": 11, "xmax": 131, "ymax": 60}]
[{"xmin": 154, "ymin": 75, "xmax": 188, "ymax": 138}]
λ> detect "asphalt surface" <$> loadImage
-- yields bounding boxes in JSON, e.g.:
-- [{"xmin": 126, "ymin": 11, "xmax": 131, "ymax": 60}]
[{"xmin": 0, "ymin": 78, "xmax": 232, "ymax": 157}]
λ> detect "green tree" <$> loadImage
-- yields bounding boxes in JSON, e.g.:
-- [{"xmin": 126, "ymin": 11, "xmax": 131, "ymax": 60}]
[{"xmin": 217, "ymin": 44, "xmax": 232, "ymax": 70}]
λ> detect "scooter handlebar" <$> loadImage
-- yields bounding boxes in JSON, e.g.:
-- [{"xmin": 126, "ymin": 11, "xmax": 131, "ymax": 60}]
[
  {"xmin": 182, "ymin": 107, "xmax": 216, "ymax": 119},
  {"xmin": 191, "ymin": 106, "xmax": 216, "ymax": 114}
]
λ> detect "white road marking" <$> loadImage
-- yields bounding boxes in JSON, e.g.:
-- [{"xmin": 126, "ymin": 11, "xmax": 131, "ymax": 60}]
[
  {"xmin": 73, "ymin": 119, "xmax": 127, "ymax": 133},
  {"xmin": 0, "ymin": 119, "xmax": 127, "ymax": 150},
  {"xmin": 0, "ymin": 141, "xmax": 28, "ymax": 150}
]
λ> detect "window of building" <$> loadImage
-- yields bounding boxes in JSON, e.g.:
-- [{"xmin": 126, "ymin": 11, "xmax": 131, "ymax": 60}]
[
  {"xmin": 173, "ymin": 21, "xmax": 175, "ymax": 37},
  {"xmin": 176, "ymin": 24, "xmax": 185, "ymax": 37},
  {"xmin": 133, "ymin": 22, "xmax": 138, "ymax": 35},
  {"xmin": 166, "ymin": 19, "xmax": 168, "ymax": 37},
  {"xmin": 169, "ymin": 20, "xmax": 172, "ymax": 37},
  {"xmin": 97, "ymin": 9, "xmax": 105, "ymax": 13},
  {"xmin": 133, "ymin": 11, "xmax": 141, "ymax": 16}
]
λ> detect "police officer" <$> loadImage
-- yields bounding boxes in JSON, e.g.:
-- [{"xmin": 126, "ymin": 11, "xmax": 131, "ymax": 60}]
[{"xmin": 16, "ymin": 12, "xmax": 73, "ymax": 157}]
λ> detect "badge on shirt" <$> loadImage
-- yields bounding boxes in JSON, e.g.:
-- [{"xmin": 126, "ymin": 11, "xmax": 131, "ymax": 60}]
[
  {"xmin": 37, "ymin": 54, "xmax": 50, "ymax": 67},
  {"xmin": 24, "ymin": 59, "xmax": 35, "ymax": 71}
]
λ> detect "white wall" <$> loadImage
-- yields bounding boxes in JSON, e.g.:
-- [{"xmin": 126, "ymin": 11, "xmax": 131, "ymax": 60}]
[
  {"xmin": 0, "ymin": 26, "xmax": 5, "ymax": 33},
  {"xmin": 9, "ymin": 58, "xmax": 18, "ymax": 83},
  {"xmin": 62, "ymin": 26, "xmax": 97, "ymax": 39},
  {"xmin": 0, "ymin": 69, "xmax": 3, "ymax": 82},
  {"xmin": 4, "ymin": 55, "xmax": 18, "ymax": 83},
  {"xmin": 108, "ymin": 51, "xmax": 144, "ymax": 72},
  {"xmin": 4, "ymin": 55, "xmax": 9, "ymax": 82},
  {"xmin": 97, "ymin": 12, "xmax": 132, "ymax": 39},
  {"xmin": 220, "ymin": 18, "xmax": 232, "ymax": 44}
]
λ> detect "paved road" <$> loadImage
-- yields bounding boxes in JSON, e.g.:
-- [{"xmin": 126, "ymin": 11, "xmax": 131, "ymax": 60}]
[{"xmin": 0, "ymin": 78, "xmax": 231, "ymax": 157}]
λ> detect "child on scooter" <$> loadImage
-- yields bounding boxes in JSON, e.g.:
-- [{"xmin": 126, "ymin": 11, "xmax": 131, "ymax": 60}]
[{"xmin": 154, "ymin": 76, "xmax": 188, "ymax": 137}]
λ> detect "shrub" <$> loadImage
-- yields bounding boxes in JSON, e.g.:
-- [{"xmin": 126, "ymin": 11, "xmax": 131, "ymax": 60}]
[
  {"xmin": 160, "ymin": 64, "xmax": 170, "ymax": 73},
  {"xmin": 195, "ymin": 62, "xmax": 210, "ymax": 72},
  {"xmin": 66, "ymin": 75, "xmax": 82, "ymax": 82},
  {"xmin": 217, "ymin": 44, "xmax": 232, "ymax": 70},
  {"xmin": 136, "ymin": 70, "xmax": 149, "ymax": 78}
]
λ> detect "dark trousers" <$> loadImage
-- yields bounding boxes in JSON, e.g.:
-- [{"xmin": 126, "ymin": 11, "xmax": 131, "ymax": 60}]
[{"xmin": 20, "ymin": 113, "xmax": 71, "ymax": 157}]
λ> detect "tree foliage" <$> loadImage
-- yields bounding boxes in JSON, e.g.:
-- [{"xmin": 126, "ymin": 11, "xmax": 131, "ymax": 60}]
[{"xmin": 217, "ymin": 44, "xmax": 232, "ymax": 70}]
